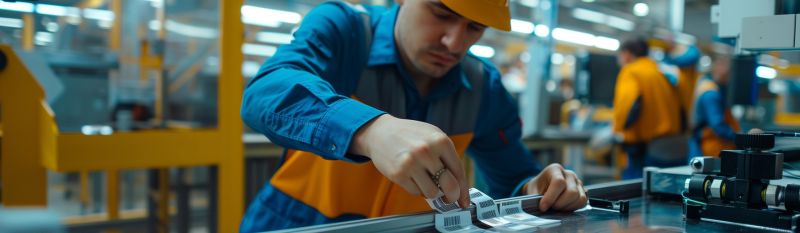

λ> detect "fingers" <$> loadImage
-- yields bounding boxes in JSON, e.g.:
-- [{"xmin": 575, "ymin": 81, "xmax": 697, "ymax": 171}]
[
  {"xmin": 552, "ymin": 171, "xmax": 580, "ymax": 210},
  {"xmin": 430, "ymin": 134, "xmax": 469, "ymax": 207},
  {"xmin": 538, "ymin": 165, "xmax": 566, "ymax": 212},
  {"xmin": 437, "ymin": 169, "xmax": 461, "ymax": 204},
  {"xmin": 411, "ymin": 169, "xmax": 442, "ymax": 199},
  {"xmin": 396, "ymin": 176, "xmax": 422, "ymax": 196},
  {"xmin": 566, "ymin": 185, "xmax": 588, "ymax": 211}
]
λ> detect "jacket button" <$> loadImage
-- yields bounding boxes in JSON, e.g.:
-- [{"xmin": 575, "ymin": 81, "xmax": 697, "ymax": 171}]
[{"xmin": 330, "ymin": 144, "xmax": 337, "ymax": 151}]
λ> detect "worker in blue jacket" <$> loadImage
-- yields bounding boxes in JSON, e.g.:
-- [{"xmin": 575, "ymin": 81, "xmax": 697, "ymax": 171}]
[
  {"xmin": 689, "ymin": 54, "xmax": 740, "ymax": 158},
  {"xmin": 239, "ymin": 0, "xmax": 587, "ymax": 232}
]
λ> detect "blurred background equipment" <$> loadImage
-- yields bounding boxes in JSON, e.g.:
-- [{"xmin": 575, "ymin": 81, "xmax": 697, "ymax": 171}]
[{"xmin": 575, "ymin": 53, "xmax": 620, "ymax": 107}]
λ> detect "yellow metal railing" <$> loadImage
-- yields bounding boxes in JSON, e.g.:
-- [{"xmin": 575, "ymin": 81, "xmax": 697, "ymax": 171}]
[{"xmin": 0, "ymin": 0, "xmax": 245, "ymax": 231}]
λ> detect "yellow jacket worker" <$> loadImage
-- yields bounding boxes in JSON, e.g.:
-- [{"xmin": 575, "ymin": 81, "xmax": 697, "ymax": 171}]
[
  {"xmin": 239, "ymin": 0, "xmax": 587, "ymax": 231},
  {"xmin": 613, "ymin": 37, "xmax": 686, "ymax": 179}
]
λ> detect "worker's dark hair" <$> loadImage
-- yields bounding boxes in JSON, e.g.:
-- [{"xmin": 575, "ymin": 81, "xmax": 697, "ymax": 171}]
[{"xmin": 620, "ymin": 36, "xmax": 650, "ymax": 58}]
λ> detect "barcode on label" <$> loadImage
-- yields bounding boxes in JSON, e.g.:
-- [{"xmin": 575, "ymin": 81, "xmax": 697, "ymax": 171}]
[
  {"xmin": 481, "ymin": 211, "xmax": 497, "ymax": 219},
  {"xmin": 504, "ymin": 207, "xmax": 521, "ymax": 215},
  {"xmin": 435, "ymin": 200, "xmax": 460, "ymax": 212},
  {"xmin": 470, "ymin": 192, "xmax": 483, "ymax": 198},
  {"xmin": 444, "ymin": 226, "xmax": 462, "ymax": 232},
  {"xmin": 444, "ymin": 215, "xmax": 461, "ymax": 227},
  {"xmin": 501, "ymin": 201, "xmax": 518, "ymax": 206},
  {"xmin": 479, "ymin": 200, "xmax": 494, "ymax": 208},
  {"xmin": 485, "ymin": 218, "xmax": 500, "ymax": 224}
]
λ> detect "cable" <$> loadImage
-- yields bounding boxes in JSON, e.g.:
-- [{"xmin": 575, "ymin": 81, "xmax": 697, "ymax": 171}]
[
  {"xmin": 764, "ymin": 131, "xmax": 800, "ymax": 137},
  {"xmin": 785, "ymin": 173, "xmax": 800, "ymax": 180},
  {"xmin": 782, "ymin": 163, "xmax": 800, "ymax": 179},
  {"xmin": 784, "ymin": 162, "xmax": 800, "ymax": 171},
  {"xmin": 681, "ymin": 191, "xmax": 706, "ymax": 205}
]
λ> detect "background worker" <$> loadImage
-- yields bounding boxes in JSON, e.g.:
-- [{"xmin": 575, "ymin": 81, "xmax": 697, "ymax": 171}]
[
  {"xmin": 689, "ymin": 51, "xmax": 740, "ymax": 158},
  {"xmin": 613, "ymin": 37, "xmax": 688, "ymax": 179}
]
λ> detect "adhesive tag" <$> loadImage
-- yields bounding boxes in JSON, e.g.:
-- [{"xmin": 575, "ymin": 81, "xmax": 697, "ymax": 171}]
[
  {"xmin": 427, "ymin": 194, "xmax": 462, "ymax": 213},
  {"xmin": 434, "ymin": 210, "xmax": 486, "ymax": 233},
  {"xmin": 469, "ymin": 188, "xmax": 536, "ymax": 232},
  {"xmin": 498, "ymin": 200, "xmax": 561, "ymax": 227}
]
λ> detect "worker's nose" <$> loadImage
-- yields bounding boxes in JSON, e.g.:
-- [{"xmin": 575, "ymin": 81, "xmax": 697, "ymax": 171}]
[{"xmin": 440, "ymin": 24, "xmax": 470, "ymax": 54}]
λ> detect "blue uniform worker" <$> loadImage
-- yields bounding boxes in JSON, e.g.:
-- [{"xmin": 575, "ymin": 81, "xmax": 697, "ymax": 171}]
[{"xmin": 239, "ymin": 1, "xmax": 587, "ymax": 232}]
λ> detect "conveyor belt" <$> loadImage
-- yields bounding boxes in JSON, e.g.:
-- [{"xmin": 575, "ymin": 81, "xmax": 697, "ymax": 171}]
[{"xmin": 269, "ymin": 177, "xmax": 799, "ymax": 232}]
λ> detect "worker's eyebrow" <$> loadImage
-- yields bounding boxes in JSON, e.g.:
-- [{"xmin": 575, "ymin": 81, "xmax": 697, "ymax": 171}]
[{"xmin": 428, "ymin": 1, "xmax": 459, "ymax": 16}]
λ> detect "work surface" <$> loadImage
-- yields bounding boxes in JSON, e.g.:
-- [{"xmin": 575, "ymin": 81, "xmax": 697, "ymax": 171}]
[
  {"xmin": 531, "ymin": 197, "xmax": 780, "ymax": 233},
  {"xmin": 272, "ymin": 179, "xmax": 794, "ymax": 233}
]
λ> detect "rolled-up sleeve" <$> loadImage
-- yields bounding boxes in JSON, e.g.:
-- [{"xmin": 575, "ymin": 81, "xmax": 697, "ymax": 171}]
[
  {"xmin": 241, "ymin": 2, "xmax": 384, "ymax": 162},
  {"xmin": 467, "ymin": 61, "xmax": 541, "ymax": 199}
]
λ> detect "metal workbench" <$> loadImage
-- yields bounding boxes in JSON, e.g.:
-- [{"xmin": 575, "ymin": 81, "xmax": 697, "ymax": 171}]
[{"xmin": 269, "ymin": 178, "xmax": 793, "ymax": 233}]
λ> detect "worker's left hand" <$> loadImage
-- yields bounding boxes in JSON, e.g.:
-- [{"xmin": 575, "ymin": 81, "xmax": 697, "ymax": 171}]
[{"xmin": 525, "ymin": 164, "xmax": 587, "ymax": 212}]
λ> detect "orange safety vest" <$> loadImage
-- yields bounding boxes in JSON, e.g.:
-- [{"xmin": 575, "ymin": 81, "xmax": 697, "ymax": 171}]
[{"xmin": 270, "ymin": 56, "xmax": 486, "ymax": 219}]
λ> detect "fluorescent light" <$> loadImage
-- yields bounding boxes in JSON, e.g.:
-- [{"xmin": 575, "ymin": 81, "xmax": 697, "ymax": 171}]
[
  {"xmin": 535, "ymin": 24, "xmax": 549, "ymax": 37},
  {"xmin": 550, "ymin": 27, "xmax": 620, "ymax": 51},
  {"xmin": 551, "ymin": 53, "xmax": 564, "ymax": 64},
  {"xmin": 242, "ymin": 43, "xmax": 278, "ymax": 57},
  {"xmin": 510, "ymin": 19, "xmax": 534, "ymax": 34},
  {"xmin": 147, "ymin": 0, "xmax": 163, "ymax": 8},
  {"xmin": 35, "ymin": 31, "xmax": 53, "ymax": 44},
  {"xmin": 206, "ymin": 56, "xmax": 219, "ymax": 66},
  {"xmin": 594, "ymin": 36, "xmax": 620, "ymax": 51},
  {"xmin": 469, "ymin": 45, "xmax": 495, "ymax": 58},
  {"xmin": 97, "ymin": 19, "xmax": 113, "ymax": 29},
  {"xmin": 572, "ymin": 8, "xmax": 605, "ymax": 24},
  {"xmin": 552, "ymin": 28, "xmax": 595, "ymax": 46},
  {"xmin": 149, "ymin": 20, "xmax": 160, "ymax": 31},
  {"xmin": 700, "ymin": 55, "xmax": 711, "ymax": 68},
  {"xmin": 256, "ymin": 31, "xmax": 293, "ymax": 44},
  {"xmin": 0, "ymin": 17, "xmax": 22, "ymax": 28},
  {"xmin": 46, "ymin": 22, "xmax": 59, "ymax": 32},
  {"xmin": 83, "ymin": 9, "xmax": 115, "ymax": 21},
  {"xmin": 242, "ymin": 16, "xmax": 282, "ymax": 28},
  {"xmin": 241, "ymin": 5, "xmax": 301, "ymax": 24},
  {"xmin": 572, "ymin": 8, "xmax": 635, "ymax": 32},
  {"xmin": 607, "ymin": 16, "xmax": 635, "ymax": 31},
  {"xmin": 633, "ymin": 3, "xmax": 649, "ymax": 17},
  {"xmin": 0, "ymin": 2, "xmax": 33, "ymax": 13},
  {"xmin": 756, "ymin": 66, "xmax": 777, "ymax": 79},
  {"xmin": 520, "ymin": 51, "xmax": 531, "ymax": 63},
  {"xmin": 36, "ymin": 4, "xmax": 69, "ymax": 16},
  {"xmin": 518, "ymin": 0, "xmax": 539, "ymax": 8},
  {"xmin": 242, "ymin": 61, "xmax": 261, "ymax": 77},
  {"xmin": 165, "ymin": 20, "xmax": 218, "ymax": 39},
  {"xmin": 81, "ymin": 125, "xmax": 113, "ymax": 135}
]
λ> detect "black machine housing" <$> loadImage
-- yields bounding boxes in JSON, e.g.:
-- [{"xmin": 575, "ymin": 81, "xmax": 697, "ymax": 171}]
[{"xmin": 684, "ymin": 133, "xmax": 800, "ymax": 231}]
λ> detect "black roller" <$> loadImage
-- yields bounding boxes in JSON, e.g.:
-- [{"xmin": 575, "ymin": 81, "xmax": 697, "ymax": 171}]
[
  {"xmin": 735, "ymin": 134, "xmax": 775, "ymax": 151},
  {"xmin": 785, "ymin": 184, "xmax": 800, "ymax": 212},
  {"xmin": 688, "ymin": 175, "xmax": 711, "ymax": 200}
]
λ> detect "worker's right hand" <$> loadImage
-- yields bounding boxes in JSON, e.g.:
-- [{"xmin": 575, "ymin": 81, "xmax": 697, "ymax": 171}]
[{"xmin": 349, "ymin": 114, "xmax": 470, "ymax": 208}]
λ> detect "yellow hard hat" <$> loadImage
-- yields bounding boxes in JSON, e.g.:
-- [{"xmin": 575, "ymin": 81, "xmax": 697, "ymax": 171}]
[{"xmin": 441, "ymin": 0, "xmax": 511, "ymax": 31}]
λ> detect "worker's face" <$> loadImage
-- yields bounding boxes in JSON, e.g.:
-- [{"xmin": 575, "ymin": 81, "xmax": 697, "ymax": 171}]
[
  {"xmin": 617, "ymin": 51, "xmax": 633, "ymax": 66},
  {"xmin": 712, "ymin": 57, "xmax": 730, "ymax": 84},
  {"xmin": 395, "ymin": 0, "xmax": 487, "ymax": 78}
]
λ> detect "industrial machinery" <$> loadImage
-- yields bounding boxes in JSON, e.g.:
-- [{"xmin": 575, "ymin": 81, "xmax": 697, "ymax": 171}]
[{"xmin": 683, "ymin": 133, "xmax": 800, "ymax": 231}]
